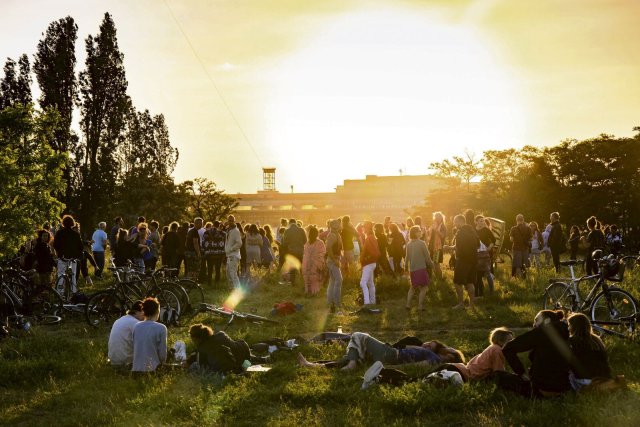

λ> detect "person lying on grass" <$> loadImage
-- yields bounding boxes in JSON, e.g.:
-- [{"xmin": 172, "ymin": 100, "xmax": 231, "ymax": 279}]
[
  {"xmin": 297, "ymin": 332, "xmax": 464, "ymax": 370},
  {"xmin": 359, "ymin": 327, "xmax": 513, "ymax": 389},
  {"xmin": 188, "ymin": 324, "xmax": 269, "ymax": 374}
]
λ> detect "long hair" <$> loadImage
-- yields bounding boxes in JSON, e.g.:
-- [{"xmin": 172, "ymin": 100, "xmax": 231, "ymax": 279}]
[{"xmin": 568, "ymin": 313, "xmax": 605, "ymax": 351}]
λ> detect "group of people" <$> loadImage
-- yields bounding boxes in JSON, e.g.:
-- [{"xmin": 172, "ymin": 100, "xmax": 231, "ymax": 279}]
[{"xmin": 297, "ymin": 309, "xmax": 618, "ymax": 397}]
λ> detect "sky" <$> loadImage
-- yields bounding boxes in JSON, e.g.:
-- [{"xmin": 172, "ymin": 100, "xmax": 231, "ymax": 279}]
[{"xmin": 2, "ymin": 0, "xmax": 639, "ymax": 193}]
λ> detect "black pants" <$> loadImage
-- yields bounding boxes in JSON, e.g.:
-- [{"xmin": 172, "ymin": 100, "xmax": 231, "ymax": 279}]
[
  {"xmin": 206, "ymin": 255, "xmax": 224, "ymax": 284},
  {"xmin": 550, "ymin": 249, "xmax": 560, "ymax": 273},
  {"xmin": 493, "ymin": 371, "xmax": 533, "ymax": 398},
  {"xmin": 176, "ymin": 253, "xmax": 185, "ymax": 276}
]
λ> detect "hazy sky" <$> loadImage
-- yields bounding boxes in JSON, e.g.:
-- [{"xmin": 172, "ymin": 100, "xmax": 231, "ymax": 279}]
[{"xmin": 2, "ymin": 0, "xmax": 639, "ymax": 193}]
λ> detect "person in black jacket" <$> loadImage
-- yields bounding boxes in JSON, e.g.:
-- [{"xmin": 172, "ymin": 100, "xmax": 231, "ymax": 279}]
[
  {"xmin": 188, "ymin": 324, "xmax": 268, "ymax": 373},
  {"xmin": 444, "ymin": 214, "xmax": 480, "ymax": 310},
  {"xmin": 34, "ymin": 229, "xmax": 55, "ymax": 286},
  {"xmin": 567, "ymin": 312, "xmax": 612, "ymax": 390},
  {"xmin": 548, "ymin": 212, "xmax": 565, "ymax": 273},
  {"xmin": 53, "ymin": 215, "xmax": 84, "ymax": 293},
  {"xmin": 498, "ymin": 310, "xmax": 571, "ymax": 398}
]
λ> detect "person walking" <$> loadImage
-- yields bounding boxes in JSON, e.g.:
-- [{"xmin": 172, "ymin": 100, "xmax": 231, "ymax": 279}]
[{"xmin": 359, "ymin": 221, "xmax": 380, "ymax": 305}]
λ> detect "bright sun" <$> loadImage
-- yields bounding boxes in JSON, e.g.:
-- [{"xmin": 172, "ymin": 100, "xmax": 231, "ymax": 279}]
[{"xmin": 264, "ymin": 7, "xmax": 527, "ymax": 192}]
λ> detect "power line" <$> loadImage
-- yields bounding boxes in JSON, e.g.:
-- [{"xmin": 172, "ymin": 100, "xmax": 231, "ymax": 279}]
[{"xmin": 162, "ymin": 0, "xmax": 264, "ymax": 167}]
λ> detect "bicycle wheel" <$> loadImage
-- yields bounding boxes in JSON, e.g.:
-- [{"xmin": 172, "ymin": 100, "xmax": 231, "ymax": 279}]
[
  {"xmin": 590, "ymin": 288, "xmax": 638, "ymax": 336},
  {"xmin": 85, "ymin": 291, "xmax": 126, "ymax": 327},
  {"xmin": 159, "ymin": 282, "xmax": 190, "ymax": 315},
  {"xmin": 176, "ymin": 279, "xmax": 205, "ymax": 310},
  {"xmin": 54, "ymin": 275, "xmax": 72, "ymax": 302},
  {"xmin": 151, "ymin": 288, "xmax": 181, "ymax": 318},
  {"xmin": 543, "ymin": 282, "xmax": 577, "ymax": 312},
  {"xmin": 27, "ymin": 286, "xmax": 64, "ymax": 318},
  {"xmin": 28, "ymin": 314, "xmax": 63, "ymax": 326}
]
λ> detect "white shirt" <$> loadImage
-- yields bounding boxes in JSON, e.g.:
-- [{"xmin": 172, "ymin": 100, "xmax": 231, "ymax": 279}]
[
  {"xmin": 92, "ymin": 229, "xmax": 108, "ymax": 252},
  {"xmin": 108, "ymin": 314, "xmax": 140, "ymax": 365}
]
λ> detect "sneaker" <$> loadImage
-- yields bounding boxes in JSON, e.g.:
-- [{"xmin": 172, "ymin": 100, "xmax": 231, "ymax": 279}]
[{"xmin": 362, "ymin": 361, "xmax": 384, "ymax": 390}]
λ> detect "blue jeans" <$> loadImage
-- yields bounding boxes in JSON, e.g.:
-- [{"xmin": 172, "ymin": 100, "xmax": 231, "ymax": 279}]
[
  {"xmin": 326, "ymin": 258, "xmax": 343, "ymax": 308},
  {"xmin": 93, "ymin": 251, "xmax": 105, "ymax": 277}
]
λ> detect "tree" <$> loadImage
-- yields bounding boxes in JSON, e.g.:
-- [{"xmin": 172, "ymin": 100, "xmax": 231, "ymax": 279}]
[
  {"xmin": 0, "ymin": 104, "xmax": 65, "ymax": 258},
  {"xmin": 33, "ymin": 16, "xmax": 78, "ymax": 206},
  {"xmin": 75, "ymin": 13, "xmax": 129, "ymax": 234},
  {"xmin": 185, "ymin": 178, "xmax": 238, "ymax": 221},
  {"xmin": 0, "ymin": 55, "xmax": 32, "ymax": 109},
  {"xmin": 429, "ymin": 150, "xmax": 480, "ymax": 192}
]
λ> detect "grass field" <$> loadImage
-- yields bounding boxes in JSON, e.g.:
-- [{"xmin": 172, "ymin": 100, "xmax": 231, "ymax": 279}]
[{"xmin": 2, "ymin": 261, "xmax": 640, "ymax": 427}]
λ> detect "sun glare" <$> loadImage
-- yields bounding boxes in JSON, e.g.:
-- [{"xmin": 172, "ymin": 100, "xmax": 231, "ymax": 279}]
[{"xmin": 265, "ymin": 8, "xmax": 527, "ymax": 191}]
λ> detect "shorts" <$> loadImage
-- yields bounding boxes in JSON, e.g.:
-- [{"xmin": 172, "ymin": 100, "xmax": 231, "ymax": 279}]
[
  {"xmin": 453, "ymin": 259, "xmax": 476, "ymax": 285},
  {"xmin": 410, "ymin": 269, "xmax": 429, "ymax": 288}
]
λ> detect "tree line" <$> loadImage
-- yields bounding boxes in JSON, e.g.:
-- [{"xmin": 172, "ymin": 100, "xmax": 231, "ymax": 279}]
[
  {"xmin": 417, "ymin": 132, "xmax": 640, "ymax": 249},
  {"xmin": 0, "ymin": 13, "xmax": 237, "ymax": 257}
]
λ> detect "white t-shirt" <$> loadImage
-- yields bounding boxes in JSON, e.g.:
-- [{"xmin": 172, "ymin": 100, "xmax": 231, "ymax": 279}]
[
  {"xmin": 92, "ymin": 229, "xmax": 108, "ymax": 252},
  {"xmin": 108, "ymin": 314, "xmax": 140, "ymax": 365}
]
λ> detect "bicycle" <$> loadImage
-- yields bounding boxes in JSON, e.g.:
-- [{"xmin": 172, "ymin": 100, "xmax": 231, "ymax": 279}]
[
  {"xmin": 543, "ymin": 253, "xmax": 637, "ymax": 335},
  {"xmin": 198, "ymin": 303, "xmax": 279, "ymax": 330},
  {"xmin": 591, "ymin": 312, "xmax": 639, "ymax": 339},
  {"xmin": 621, "ymin": 251, "xmax": 640, "ymax": 271},
  {"xmin": 0, "ymin": 267, "xmax": 63, "ymax": 326},
  {"xmin": 54, "ymin": 257, "xmax": 79, "ymax": 303}
]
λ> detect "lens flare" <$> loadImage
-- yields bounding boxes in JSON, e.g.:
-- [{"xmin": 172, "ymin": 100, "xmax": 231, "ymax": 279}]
[
  {"xmin": 282, "ymin": 254, "xmax": 302, "ymax": 273},
  {"xmin": 223, "ymin": 287, "xmax": 247, "ymax": 310}
]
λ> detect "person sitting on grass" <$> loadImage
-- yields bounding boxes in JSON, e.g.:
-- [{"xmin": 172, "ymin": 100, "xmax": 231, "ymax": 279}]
[
  {"xmin": 188, "ymin": 324, "xmax": 269, "ymax": 374},
  {"xmin": 498, "ymin": 310, "xmax": 571, "ymax": 398},
  {"xmin": 404, "ymin": 225, "xmax": 435, "ymax": 311},
  {"xmin": 132, "ymin": 297, "xmax": 167, "ymax": 373},
  {"xmin": 567, "ymin": 312, "xmax": 612, "ymax": 391},
  {"xmin": 108, "ymin": 300, "xmax": 144, "ymax": 369},
  {"xmin": 297, "ymin": 332, "xmax": 464, "ymax": 370}
]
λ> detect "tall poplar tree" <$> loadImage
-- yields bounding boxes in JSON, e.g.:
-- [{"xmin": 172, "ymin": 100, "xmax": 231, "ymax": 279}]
[
  {"xmin": 76, "ymin": 12, "xmax": 129, "ymax": 233},
  {"xmin": 33, "ymin": 16, "xmax": 78, "ymax": 206},
  {"xmin": 0, "ymin": 54, "xmax": 32, "ymax": 109}
]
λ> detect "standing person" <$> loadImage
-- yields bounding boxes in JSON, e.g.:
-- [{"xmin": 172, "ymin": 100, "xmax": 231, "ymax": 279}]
[
  {"xmin": 91, "ymin": 222, "xmax": 108, "ymax": 279},
  {"xmin": 475, "ymin": 215, "xmax": 495, "ymax": 297},
  {"xmin": 130, "ymin": 223, "xmax": 151, "ymax": 273},
  {"xmin": 383, "ymin": 216, "xmax": 392, "ymax": 235},
  {"xmin": 529, "ymin": 222, "xmax": 544, "ymax": 269},
  {"xmin": 499, "ymin": 310, "xmax": 571, "ymax": 398},
  {"xmin": 373, "ymin": 223, "xmax": 392, "ymax": 277},
  {"xmin": 302, "ymin": 225, "xmax": 326, "ymax": 296},
  {"xmin": 326, "ymin": 219, "xmax": 344, "ymax": 314},
  {"xmin": 245, "ymin": 224, "xmax": 263, "ymax": 271},
  {"xmin": 109, "ymin": 217, "xmax": 124, "ymax": 260},
  {"xmin": 275, "ymin": 218, "xmax": 288, "ymax": 271},
  {"xmin": 224, "ymin": 216, "xmax": 243, "ymax": 289},
  {"xmin": 548, "ymin": 212, "xmax": 565, "ymax": 273},
  {"xmin": 509, "ymin": 214, "xmax": 532, "ymax": 279},
  {"xmin": 340, "ymin": 216, "xmax": 360, "ymax": 279},
  {"xmin": 259, "ymin": 228, "xmax": 275, "ymax": 269},
  {"xmin": 405, "ymin": 225, "xmax": 434, "ymax": 311},
  {"xmin": 541, "ymin": 225, "xmax": 552, "ymax": 267},
  {"xmin": 444, "ymin": 215, "xmax": 479, "ymax": 310},
  {"xmin": 568, "ymin": 226, "xmax": 581, "ymax": 261},
  {"xmin": 582, "ymin": 216, "xmax": 605, "ymax": 275},
  {"xmin": 282, "ymin": 218, "xmax": 307, "ymax": 284},
  {"xmin": 239, "ymin": 224, "xmax": 248, "ymax": 279},
  {"xmin": 108, "ymin": 300, "xmax": 144, "ymax": 369},
  {"xmin": 427, "ymin": 212, "xmax": 446, "ymax": 280},
  {"xmin": 359, "ymin": 221, "xmax": 380, "ymax": 306},
  {"xmin": 131, "ymin": 298, "xmax": 167, "ymax": 373},
  {"xmin": 53, "ymin": 215, "xmax": 84, "ymax": 294},
  {"xmin": 202, "ymin": 221, "xmax": 227, "ymax": 285},
  {"xmin": 414, "ymin": 216, "xmax": 427, "ymax": 241},
  {"xmin": 146, "ymin": 221, "xmax": 161, "ymax": 272},
  {"xmin": 388, "ymin": 223, "xmax": 406, "ymax": 276},
  {"xmin": 34, "ymin": 229, "xmax": 55, "ymax": 286},
  {"xmin": 176, "ymin": 223, "xmax": 188, "ymax": 276},
  {"xmin": 161, "ymin": 222, "xmax": 180, "ymax": 272},
  {"xmin": 606, "ymin": 225, "xmax": 624, "ymax": 255},
  {"xmin": 185, "ymin": 218, "xmax": 203, "ymax": 280},
  {"xmin": 129, "ymin": 216, "xmax": 146, "ymax": 237}
]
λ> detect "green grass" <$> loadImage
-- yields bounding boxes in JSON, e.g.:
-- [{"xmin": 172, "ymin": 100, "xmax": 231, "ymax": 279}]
[{"xmin": 2, "ymin": 262, "xmax": 640, "ymax": 426}]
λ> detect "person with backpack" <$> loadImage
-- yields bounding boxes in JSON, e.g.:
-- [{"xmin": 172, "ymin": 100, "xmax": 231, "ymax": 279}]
[
  {"xmin": 548, "ymin": 212, "xmax": 566, "ymax": 273},
  {"xmin": 202, "ymin": 220, "xmax": 227, "ymax": 286}
]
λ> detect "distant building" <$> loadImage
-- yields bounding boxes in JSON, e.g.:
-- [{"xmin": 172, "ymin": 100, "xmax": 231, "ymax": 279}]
[{"xmin": 232, "ymin": 172, "xmax": 447, "ymax": 227}]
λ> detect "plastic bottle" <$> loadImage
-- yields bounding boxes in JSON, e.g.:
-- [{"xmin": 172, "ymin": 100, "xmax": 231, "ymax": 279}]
[{"xmin": 337, "ymin": 325, "xmax": 343, "ymax": 334}]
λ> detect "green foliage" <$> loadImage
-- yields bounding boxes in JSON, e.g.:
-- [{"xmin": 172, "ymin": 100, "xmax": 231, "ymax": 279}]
[
  {"xmin": 0, "ymin": 54, "xmax": 32, "ymax": 109},
  {"xmin": 184, "ymin": 177, "xmax": 239, "ymax": 221},
  {"xmin": 0, "ymin": 104, "xmax": 65, "ymax": 258}
]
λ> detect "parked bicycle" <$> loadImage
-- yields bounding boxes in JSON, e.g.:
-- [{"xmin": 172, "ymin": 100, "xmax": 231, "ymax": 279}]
[
  {"xmin": 199, "ymin": 303, "xmax": 279, "ymax": 330},
  {"xmin": 543, "ymin": 251, "xmax": 636, "ymax": 335}
]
